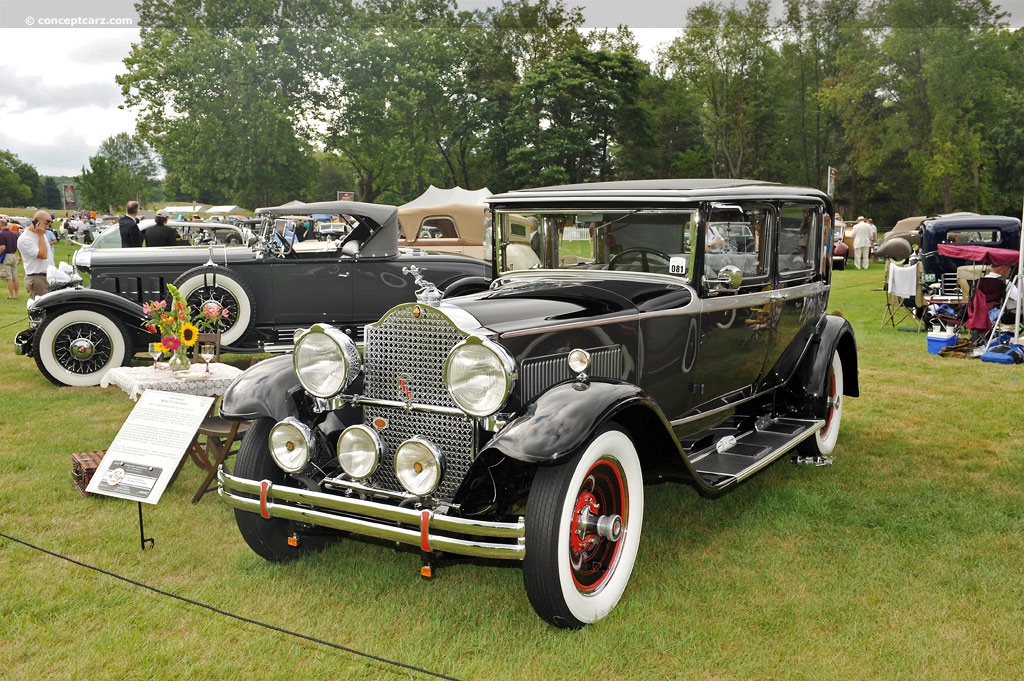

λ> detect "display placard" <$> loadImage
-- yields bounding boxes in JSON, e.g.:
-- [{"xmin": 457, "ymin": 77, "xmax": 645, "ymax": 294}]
[{"xmin": 87, "ymin": 390, "xmax": 215, "ymax": 504}]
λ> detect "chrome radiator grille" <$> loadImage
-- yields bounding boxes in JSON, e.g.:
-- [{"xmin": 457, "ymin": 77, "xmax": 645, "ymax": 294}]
[
  {"xmin": 363, "ymin": 306, "xmax": 465, "ymax": 408},
  {"xmin": 362, "ymin": 305, "xmax": 473, "ymax": 500},
  {"xmin": 519, "ymin": 345, "xmax": 623, "ymax": 403}
]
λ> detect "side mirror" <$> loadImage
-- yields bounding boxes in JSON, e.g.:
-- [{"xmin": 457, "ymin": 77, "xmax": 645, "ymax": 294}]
[{"xmin": 704, "ymin": 264, "xmax": 743, "ymax": 293}]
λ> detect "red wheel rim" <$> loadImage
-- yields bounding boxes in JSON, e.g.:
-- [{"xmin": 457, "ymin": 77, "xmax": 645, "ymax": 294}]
[{"xmin": 568, "ymin": 458, "xmax": 627, "ymax": 594}]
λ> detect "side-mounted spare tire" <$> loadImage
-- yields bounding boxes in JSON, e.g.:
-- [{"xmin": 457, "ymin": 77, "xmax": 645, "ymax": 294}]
[
  {"xmin": 173, "ymin": 265, "xmax": 256, "ymax": 346},
  {"xmin": 33, "ymin": 306, "xmax": 133, "ymax": 386}
]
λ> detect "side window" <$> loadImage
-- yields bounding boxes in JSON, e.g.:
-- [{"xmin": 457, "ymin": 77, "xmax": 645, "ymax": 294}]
[
  {"xmin": 705, "ymin": 206, "xmax": 768, "ymax": 280},
  {"xmin": 421, "ymin": 217, "xmax": 458, "ymax": 239},
  {"xmin": 778, "ymin": 204, "xmax": 821, "ymax": 275}
]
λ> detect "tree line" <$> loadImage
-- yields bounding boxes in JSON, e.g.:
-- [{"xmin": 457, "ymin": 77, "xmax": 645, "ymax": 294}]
[{"xmin": 66, "ymin": 0, "xmax": 1024, "ymax": 228}]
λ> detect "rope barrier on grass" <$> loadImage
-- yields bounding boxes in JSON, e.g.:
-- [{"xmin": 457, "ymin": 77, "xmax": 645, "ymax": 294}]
[{"xmin": 0, "ymin": 530, "xmax": 463, "ymax": 681}]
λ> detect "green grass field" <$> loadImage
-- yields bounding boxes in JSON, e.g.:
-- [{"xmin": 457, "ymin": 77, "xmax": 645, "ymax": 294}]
[{"xmin": 1, "ymin": 254, "xmax": 1022, "ymax": 680}]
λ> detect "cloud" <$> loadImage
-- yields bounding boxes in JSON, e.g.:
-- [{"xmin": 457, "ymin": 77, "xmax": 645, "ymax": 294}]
[{"xmin": 0, "ymin": 65, "xmax": 123, "ymax": 114}]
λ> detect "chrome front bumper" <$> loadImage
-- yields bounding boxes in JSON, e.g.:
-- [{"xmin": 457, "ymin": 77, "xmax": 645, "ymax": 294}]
[{"xmin": 218, "ymin": 468, "xmax": 526, "ymax": 561}]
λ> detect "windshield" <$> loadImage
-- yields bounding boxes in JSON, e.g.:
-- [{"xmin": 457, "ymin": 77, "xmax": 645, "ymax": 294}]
[{"xmin": 496, "ymin": 210, "xmax": 697, "ymax": 276}]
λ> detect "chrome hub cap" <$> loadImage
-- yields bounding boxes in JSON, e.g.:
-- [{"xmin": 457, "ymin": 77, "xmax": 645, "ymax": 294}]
[{"xmin": 68, "ymin": 337, "xmax": 95, "ymax": 361}]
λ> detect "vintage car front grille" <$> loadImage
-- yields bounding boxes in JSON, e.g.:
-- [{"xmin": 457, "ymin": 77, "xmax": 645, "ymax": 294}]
[
  {"xmin": 519, "ymin": 346, "xmax": 624, "ymax": 403},
  {"xmin": 361, "ymin": 305, "xmax": 473, "ymax": 500}
]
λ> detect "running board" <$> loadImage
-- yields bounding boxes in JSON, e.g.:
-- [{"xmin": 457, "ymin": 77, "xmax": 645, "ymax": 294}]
[
  {"xmin": 681, "ymin": 415, "xmax": 824, "ymax": 488},
  {"xmin": 260, "ymin": 343, "xmax": 295, "ymax": 354}
]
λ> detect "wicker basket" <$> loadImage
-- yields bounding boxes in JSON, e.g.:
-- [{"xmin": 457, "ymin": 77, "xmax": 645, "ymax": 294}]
[{"xmin": 72, "ymin": 450, "xmax": 107, "ymax": 498}]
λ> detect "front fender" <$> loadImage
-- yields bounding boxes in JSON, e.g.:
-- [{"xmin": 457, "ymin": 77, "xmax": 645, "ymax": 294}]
[
  {"xmin": 18, "ymin": 288, "xmax": 151, "ymax": 358},
  {"xmin": 219, "ymin": 354, "xmax": 302, "ymax": 422},
  {"xmin": 30, "ymin": 287, "xmax": 148, "ymax": 321},
  {"xmin": 480, "ymin": 379, "xmax": 658, "ymax": 465}
]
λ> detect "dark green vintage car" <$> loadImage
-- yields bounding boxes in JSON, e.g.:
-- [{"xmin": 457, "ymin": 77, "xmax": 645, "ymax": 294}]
[
  {"xmin": 216, "ymin": 179, "xmax": 859, "ymax": 628},
  {"xmin": 14, "ymin": 200, "xmax": 490, "ymax": 386}
]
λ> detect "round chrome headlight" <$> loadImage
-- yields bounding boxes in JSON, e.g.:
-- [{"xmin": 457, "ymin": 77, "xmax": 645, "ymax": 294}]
[
  {"xmin": 293, "ymin": 325, "xmax": 361, "ymax": 398},
  {"xmin": 337, "ymin": 425, "xmax": 381, "ymax": 479},
  {"xmin": 444, "ymin": 337, "xmax": 515, "ymax": 417},
  {"xmin": 394, "ymin": 438, "xmax": 444, "ymax": 496},
  {"xmin": 268, "ymin": 417, "xmax": 312, "ymax": 473}
]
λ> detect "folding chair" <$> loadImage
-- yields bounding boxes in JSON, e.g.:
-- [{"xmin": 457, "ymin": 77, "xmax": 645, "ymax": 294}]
[
  {"xmin": 965, "ymin": 275, "xmax": 1005, "ymax": 343},
  {"xmin": 187, "ymin": 331, "xmax": 252, "ymax": 503},
  {"xmin": 882, "ymin": 261, "xmax": 924, "ymax": 330}
]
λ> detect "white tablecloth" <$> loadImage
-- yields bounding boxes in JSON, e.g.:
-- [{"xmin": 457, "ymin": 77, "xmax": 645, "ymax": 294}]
[{"xmin": 100, "ymin": 363, "xmax": 243, "ymax": 401}]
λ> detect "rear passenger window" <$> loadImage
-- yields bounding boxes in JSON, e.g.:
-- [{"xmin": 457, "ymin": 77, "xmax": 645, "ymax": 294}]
[
  {"xmin": 779, "ymin": 205, "xmax": 820, "ymax": 275},
  {"xmin": 421, "ymin": 217, "xmax": 459, "ymax": 239}
]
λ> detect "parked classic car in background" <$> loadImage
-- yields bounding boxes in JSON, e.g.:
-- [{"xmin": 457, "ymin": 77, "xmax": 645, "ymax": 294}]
[
  {"xmin": 217, "ymin": 179, "xmax": 859, "ymax": 628},
  {"xmin": 14, "ymin": 200, "xmax": 491, "ymax": 386},
  {"xmin": 71, "ymin": 219, "xmax": 255, "ymax": 264}
]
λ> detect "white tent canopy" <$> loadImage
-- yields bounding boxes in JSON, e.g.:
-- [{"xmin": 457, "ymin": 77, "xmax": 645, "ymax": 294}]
[
  {"xmin": 255, "ymin": 199, "xmax": 306, "ymax": 213},
  {"xmin": 399, "ymin": 186, "xmax": 491, "ymax": 210},
  {"xmin": 205, "ymin": 205, "xmax": 241, "ymax": 214},
  {"xmin": 162, "ymin": 205, "xmax": 204, "ymax": 213}
]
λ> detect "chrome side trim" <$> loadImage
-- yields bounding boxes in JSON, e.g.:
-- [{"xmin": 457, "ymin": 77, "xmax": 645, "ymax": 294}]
[{"xmin": 218, "ymin": 469, "xmax": 526, "ymax": 561}]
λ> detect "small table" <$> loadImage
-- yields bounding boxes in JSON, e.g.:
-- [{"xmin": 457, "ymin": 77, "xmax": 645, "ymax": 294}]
[
  {"xmin": 101, "ymin": 363, "xmax": 243, "ymax": 401},
  {"xmin": 101, "ymin": 362, "xmax": 245, "ymax": 502}
]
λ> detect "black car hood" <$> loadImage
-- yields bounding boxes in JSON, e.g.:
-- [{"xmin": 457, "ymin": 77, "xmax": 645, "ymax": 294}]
[{"xmin": 449, "ymin": 272, "xmax": 692, "ymax": 336}]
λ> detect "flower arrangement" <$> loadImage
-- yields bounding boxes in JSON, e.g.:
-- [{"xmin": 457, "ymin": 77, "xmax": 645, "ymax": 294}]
[
  {"xmin": 196, "ymin": 300, "xmax": 229, "ymax": 333},
  {"xmin": 142, "ymin": 283, "xmax": 199, "ymax": 365}
]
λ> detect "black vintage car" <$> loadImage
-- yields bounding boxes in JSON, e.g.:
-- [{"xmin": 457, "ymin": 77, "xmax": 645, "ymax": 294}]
[
  {"xmin": 918, "ymin": 214, "xmax": 1021, "ymax": 294},
  {"xmin": 216, "ymin": 179, "xmax": 859, "ymax": 628},
  {"xmin": 14, "ymin": 200, "xmax": 491, "ymax": 386}
]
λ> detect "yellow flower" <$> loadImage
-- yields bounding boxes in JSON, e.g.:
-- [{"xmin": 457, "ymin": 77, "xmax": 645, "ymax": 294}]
[
  {"xmin": 180, "ymin": 323, "xmax": 200, "ymax": 347},
  {"xmin": 153, "ymin": 342, "xmax": 166, "ymax": 353}
]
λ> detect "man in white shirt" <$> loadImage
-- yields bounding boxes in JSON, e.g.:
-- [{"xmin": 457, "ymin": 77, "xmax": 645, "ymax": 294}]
[
  {"xmin": 18, "ymin": 210, "xmax": 55, "ymax": 301},
  {"xmin": 851, "ymin": 217, "xmax": 873, "ymax": 269}
]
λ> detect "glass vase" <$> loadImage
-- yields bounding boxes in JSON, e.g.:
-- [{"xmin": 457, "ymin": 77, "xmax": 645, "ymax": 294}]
[{"xmin": 168, "ymin": 347, "xmax": 191, "ymax": 373}]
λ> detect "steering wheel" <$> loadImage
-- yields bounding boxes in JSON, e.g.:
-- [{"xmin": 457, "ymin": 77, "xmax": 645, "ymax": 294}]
[{"xmin": 608, "ymin": 247, "xmax": 672, "ymax": 273}]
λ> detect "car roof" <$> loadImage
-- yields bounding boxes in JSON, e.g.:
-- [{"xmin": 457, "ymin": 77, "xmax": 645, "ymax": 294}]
[
  {"xmin": 488, "ymin": 179, "xmax": 830, "ymax": 206},
  {"xmin": 922, "ymin": 214, "xmax": 1021, "ymax": 230},
  {"xmin": 258, "ymin": 200, "xmax": 398, "ymax": 227}
]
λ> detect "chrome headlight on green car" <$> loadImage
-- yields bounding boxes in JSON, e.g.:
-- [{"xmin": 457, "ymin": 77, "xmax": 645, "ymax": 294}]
[
  {"xmin": 292, "ymin": 324, "xmax": 361, "ymax": 398},
  {"xmin": 444, "ymin": 336, "xmax": 516, "ymax": 417}
]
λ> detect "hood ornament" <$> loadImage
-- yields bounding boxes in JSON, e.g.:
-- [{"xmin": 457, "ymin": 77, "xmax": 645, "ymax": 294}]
[{"xmin": 402, "ymin": 265, "xmax": 442, "ymax": 306}]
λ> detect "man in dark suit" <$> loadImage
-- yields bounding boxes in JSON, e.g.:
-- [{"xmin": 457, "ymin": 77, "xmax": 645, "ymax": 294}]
[
  {"xmin": 144, "ymin": 211, "xmax": 180, "ymax": 247},
  {"xmin": 118, "ymin": 200, "xmax": 142, "ymax": 247}
]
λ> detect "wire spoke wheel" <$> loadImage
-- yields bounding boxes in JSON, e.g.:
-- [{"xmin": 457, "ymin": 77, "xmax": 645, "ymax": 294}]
[
  {"xmin": 54, "ymin": 321, "xmax": 114, "ymax": 375},
  {"xmin": 174, "ymin": 266, "xmax": 256, "ymax": 346},
  {"xmin": 34, "ymin": 307, "xmax": 130, "ymax": 386}
]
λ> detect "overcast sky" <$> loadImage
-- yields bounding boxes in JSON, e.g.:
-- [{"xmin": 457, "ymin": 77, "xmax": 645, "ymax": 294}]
[{"xmin": 0, "ymin": 0, "xmax": 1021, "ymax": 178}]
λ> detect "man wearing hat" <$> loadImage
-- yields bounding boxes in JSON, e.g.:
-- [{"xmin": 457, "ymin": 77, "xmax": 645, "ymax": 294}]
[
  {"xmin": 144, "ymin": 211, "xmax": 180, "ymax": 247},
  {"xmin": 851, "ymin": 216, "xmax": 873, "ymax": 269}
]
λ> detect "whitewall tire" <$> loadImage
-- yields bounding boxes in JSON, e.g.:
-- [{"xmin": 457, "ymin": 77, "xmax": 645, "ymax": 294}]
[
  {"xmin": 524, "ymin": 426, "xmax": 644, "ymax": 628},
  {"xmin": 33, "ymin": 307, "xmax": 131, "ymax": 387},
  {"xmin": 173, "ymin": 266, "xmax": 255, "ymax": 346}
]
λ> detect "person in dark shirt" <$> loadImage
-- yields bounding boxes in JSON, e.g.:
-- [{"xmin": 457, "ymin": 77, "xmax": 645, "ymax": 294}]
[
  {"xmin": 118, "ymin": 200, "xmax": 142, "ymax": 247},
  {"xmin": 144, "ymin": 211, "xmax": 180, "ymax": 247}
]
